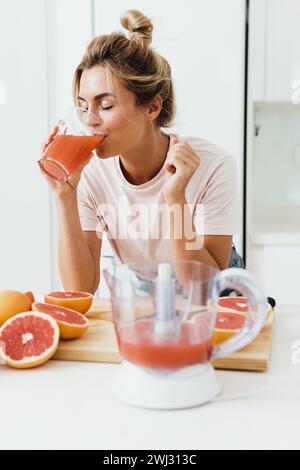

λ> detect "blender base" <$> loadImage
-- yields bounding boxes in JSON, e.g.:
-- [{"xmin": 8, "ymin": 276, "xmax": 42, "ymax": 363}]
[{"xmin": 112, "ymin": 361, "xmax": 221, "ymax": 410}]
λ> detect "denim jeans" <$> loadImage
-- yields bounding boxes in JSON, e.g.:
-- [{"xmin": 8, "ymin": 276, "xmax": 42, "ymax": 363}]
[
  {"xmin": 131, "ymin": 244, "xmax": 245, "ymax": 294},
  {"xmin": 220, "ymin": 244, "xmax": 245, "ymax": 297},
  {"xmin": 228, "ymin": 244, "xmax": 245, "ymax": 269}
]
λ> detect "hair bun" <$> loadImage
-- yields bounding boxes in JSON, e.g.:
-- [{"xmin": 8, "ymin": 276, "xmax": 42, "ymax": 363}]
[{"xmin": 120, "ymin": 9, "xmax": 153, "ymax": 47}]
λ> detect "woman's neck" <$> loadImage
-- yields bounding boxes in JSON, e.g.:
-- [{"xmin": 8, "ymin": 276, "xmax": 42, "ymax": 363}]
[{"xmin": 119, "ymin": 130, "xmax": 171, "ymax": 185}]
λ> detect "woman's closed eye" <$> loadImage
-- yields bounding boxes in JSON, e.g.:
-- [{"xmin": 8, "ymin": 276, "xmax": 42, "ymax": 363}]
[
  {"xmin": 99, "ymin": 104, "xmax": 114, "ymax": 111},
  {"xmin": 79, "ymin": 104, "xmax": 113, "ymax": 112}
]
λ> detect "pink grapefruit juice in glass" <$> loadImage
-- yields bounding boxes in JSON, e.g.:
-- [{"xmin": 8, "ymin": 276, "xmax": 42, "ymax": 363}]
[{"xmin": 38, "ymin": 108, "xmax": 105, "ymax": 183}]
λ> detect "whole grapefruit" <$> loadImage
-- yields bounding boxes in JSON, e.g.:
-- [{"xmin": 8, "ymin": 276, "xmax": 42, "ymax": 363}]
[{"xmin": 0, "ymin": 291, "xmax": 33, "ymax": 326}]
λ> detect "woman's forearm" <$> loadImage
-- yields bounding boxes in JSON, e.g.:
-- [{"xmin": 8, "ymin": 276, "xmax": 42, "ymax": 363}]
[
  {"xmin": 167, "ymin": 197, "xmax": 219, "ymax": 267},
  {"xmin": 55, "ymin": 191, "xmax": 96, "ymax": 293}
]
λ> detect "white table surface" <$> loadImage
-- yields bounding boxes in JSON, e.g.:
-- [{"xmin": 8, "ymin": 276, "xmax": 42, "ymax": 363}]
[{"xmin": 1, "ymin": 305, "xmax": 300, "ymax": 450}]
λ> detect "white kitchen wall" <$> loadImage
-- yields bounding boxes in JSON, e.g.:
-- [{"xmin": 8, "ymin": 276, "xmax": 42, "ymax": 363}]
[
  {"xmin": 249, "ymin": 0, "xmax": 300, "ymax": 103},
  {"xmin": 94, "ymin": 0, "xmax": 246, "ymax": 155},
  {"xmin": 0, "ymin": 0, "xmax": 50, "ymax": 298},
  {"xmin": 93, "ymin": 0, "xmax": 246, "ymax": 296}
]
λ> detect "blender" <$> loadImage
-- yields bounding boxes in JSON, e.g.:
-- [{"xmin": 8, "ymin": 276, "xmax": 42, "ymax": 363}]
[{"xmin": 103, "ymin": 260, "xmax": 268, "ymax": 410}]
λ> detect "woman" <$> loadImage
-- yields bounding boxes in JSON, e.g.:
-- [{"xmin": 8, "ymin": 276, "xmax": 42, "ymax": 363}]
[{"xmin": 43, "ymin": 10, "xmax": 244, "ymax": 294}]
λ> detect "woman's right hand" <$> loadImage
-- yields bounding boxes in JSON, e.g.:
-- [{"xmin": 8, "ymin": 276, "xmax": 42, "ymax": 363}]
[{"xmin": 40, "ymin": 123, "xmax": 92, "ymax": 196}]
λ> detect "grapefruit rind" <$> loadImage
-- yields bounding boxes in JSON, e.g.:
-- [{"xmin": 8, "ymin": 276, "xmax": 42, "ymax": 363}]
[
  {"xmin": 0, "ymin": 312, "xmax": 60, "ymax": 369},
  {"xmin": 213, "ymin": 328, "xmax": 241, "ymax": 346},
  {"xmin": 32, "ymin": 303, "xmax": 89, "ymax": 340},
  {"xmin": 212, "ymin": 311, "xmax": 247, "ymax": 346},
  {"xmin": 24, "ymin": 291, "xmax": 35, "ymax": 306},
  {"xmin": 0, "ymin": 291, "xmax": 33, "ymax": 326},
  {"xmin": 207, "ymin": 296, "xmax": 272, "ymax": 323},
  {"xmin": 44, "ymin": 291, "xmax": 93, "ymax": 315}
]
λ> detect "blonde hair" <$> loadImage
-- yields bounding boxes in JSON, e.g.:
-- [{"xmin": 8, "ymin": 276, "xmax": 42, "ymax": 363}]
[{"xmin": 73, "ymin": 9, "xmax": 176, "ymax": 128}]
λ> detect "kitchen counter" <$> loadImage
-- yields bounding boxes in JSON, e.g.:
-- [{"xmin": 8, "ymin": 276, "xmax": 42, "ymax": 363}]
[{"xmin": 1, "ymin": 305, "xmax": 300, "ymax": 450}]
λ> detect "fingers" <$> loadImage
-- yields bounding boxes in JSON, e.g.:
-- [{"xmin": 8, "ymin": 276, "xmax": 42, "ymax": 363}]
[
  {"xmin": 167, "ymin": 139, "xmax": 200, "ymax": 166},
  {"xmin": 40, "ymin": 122, "xmax": 61, "ymax": 153},
  {"xmin": 175, "ymin": 147, "xmax": 199, "ymax": 166},
  {"xmin": 164, "ymin": 162, "xmax": 176, "ymax": 174},
  {"xmin": 165, "ymin": 147, "xmax": 200, "ymax": 171},
  {"xmin": 165, "ymin": 157, "xmax": 196, "ymax": 175},
  {"xmin": 169, "ymin": 135, "xmax": 180, "ymax": 147},
  {"xmin": 41, "ymin": 135, "xmax": 54, "ymax": 153}
]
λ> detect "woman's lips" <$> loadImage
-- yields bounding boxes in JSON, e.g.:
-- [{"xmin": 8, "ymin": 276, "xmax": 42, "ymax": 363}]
[{"xmin": 96, "ymin": 135, "xmax": 107, "ymax": 149}]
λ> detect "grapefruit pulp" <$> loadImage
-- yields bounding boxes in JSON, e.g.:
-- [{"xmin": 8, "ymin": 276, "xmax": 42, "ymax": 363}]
[
  {"xmin": 218, "ymin": 296, "xmax": 248, "ymax": 313},
  {"xmin": 216, "ymin": 296, "xmax": 272, "ymax": 321},
  {"xmin": 0, "ymin": 312, "xmax": 59, "ymax": 369},
  {"xmin": 33, "ymin": 303, "xmax": 89, "ymax": 339},
  {"xmin": 213, "ymin": 311, "xmax": 247, "ymax": 346}
]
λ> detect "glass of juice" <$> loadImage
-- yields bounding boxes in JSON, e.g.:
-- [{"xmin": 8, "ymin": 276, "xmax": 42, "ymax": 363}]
[{"xmin": 38, "ymin": 107, "xmax": 106, "ymax": 183}]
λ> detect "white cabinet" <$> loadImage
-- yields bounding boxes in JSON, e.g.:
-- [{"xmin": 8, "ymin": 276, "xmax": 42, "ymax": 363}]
[
  {"xmin": 265, "ymin": 0, "xmax": 300, "ymax": 102},
  {"xmin": 248, "ymin": 0, "xmax": 268, "ymax": 102},
  {"xmin": 250, "ymin": 244, "xmax": 300, "ymax": 305},
  {"xmin": 250, "ymin": 0, "xmax": 300, "ymax": 102}
]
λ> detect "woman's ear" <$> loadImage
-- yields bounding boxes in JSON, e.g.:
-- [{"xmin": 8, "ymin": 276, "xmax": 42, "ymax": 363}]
[{"xmin": 146, "ymin": 95, "xmax": 163, "ymax": 121}]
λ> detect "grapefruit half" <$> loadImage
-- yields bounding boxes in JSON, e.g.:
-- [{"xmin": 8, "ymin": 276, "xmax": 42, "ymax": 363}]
[
  {"xmin": 0, "ymin": 312, "xmax": 59, "ymax": 369},
  {"xmin": 45, "ymin": 291, "xmax": 93, "ymax": 314},
  {"xmin": 33, "ymin": 303, "xmax": 89, "ymax": 339},
  {"xmin": 216, "ymin": 296, "xmax": 272, "ymax": 320},
  {"xmin": 212, "ymin": 311, "xmax": 247, "ymax": 346},
  {"xmin": 218, "ymin": 296, "xmax": 248, "ymax": 313}
]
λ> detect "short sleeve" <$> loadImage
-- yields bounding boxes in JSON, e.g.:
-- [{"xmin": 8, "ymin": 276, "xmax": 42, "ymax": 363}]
[
  {"xmin": 77, "ymin": 181, "xmax": 104, "ymax": 237},
  {"xmin": 193, "ymin": 155, "xmax": 242, "ymax": 235}
]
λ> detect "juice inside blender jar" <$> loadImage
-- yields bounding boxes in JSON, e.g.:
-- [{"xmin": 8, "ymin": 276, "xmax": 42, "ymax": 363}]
[
  {"xmin": 43, "ymin": 134, "xmax": 104, "ymax": 178},
  {"xmin": 118, "ymin": 319, "xmax": 213, "ymax": 370}
]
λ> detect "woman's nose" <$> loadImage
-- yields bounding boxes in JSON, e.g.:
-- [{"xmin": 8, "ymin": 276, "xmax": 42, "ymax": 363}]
[{"xmin": 86, "ymin": 110, "xmax": 101, "ymax": 128}]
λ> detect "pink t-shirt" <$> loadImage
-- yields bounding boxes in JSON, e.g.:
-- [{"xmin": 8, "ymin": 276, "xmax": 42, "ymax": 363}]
[{"xmin": 77, "ymin": 136, "xmax": 242, "ymax": 264}]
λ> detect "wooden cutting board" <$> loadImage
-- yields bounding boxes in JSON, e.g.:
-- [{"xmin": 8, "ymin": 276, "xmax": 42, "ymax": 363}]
[{"xmin": 53, "ymin": 299, "xmax": 275, "ymax": 372}]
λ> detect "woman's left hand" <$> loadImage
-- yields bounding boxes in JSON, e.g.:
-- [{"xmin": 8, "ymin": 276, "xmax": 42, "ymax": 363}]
[{"xmin": 163, "ymin": 136, "xmax": 200, "ymax": 203}]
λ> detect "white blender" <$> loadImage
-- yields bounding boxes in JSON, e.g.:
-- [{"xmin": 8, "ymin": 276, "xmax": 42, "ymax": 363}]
[{"xmin": 103, "ymin": 260, "xmax": 267, "ymax": 410}]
